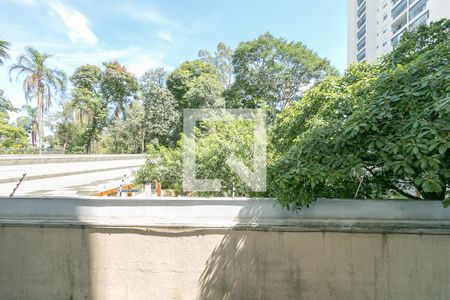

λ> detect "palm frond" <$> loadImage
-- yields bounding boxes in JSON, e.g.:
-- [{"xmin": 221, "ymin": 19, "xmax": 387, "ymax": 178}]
[{"xmin": 0, "ymin": 39, "xmax": 10, "ymax": 64}]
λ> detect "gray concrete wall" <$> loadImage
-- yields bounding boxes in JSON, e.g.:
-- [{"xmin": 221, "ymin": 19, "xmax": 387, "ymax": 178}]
[
  {"xmin": 2, "ymin": 226, "xmax": 450, "ymax": 300},
  {"xmin": 1, "ymin": 197, "xmax": 450, "ymax": 299}
]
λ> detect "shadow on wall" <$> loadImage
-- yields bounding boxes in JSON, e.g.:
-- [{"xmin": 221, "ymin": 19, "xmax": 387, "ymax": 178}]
[
  {"xmin": 0, "ymin": 226, "xmax": 91, "ymax": 299},
  {"xmin": 4, "ymin": 198, "xmax": 450, "ymax": 299},
  {"xmin": 197, "ymin": 204, "xmax": 305, "ymax": 300}
]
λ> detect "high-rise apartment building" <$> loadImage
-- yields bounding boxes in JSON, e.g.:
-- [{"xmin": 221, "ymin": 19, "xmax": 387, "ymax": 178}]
[{"xmin": 347, "ymin": 0, "xmax": 450, "ymax": 64}]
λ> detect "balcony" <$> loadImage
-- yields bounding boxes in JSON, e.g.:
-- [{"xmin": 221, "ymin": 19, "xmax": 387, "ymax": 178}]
[
  {"xmin": 357, "ymin": 50, "xmax": 366, "ymax": 62},
  {"xmin": 357, "ymin": 0, "xmax": 365, "ymax": 7},
  {"xmin": 357, "ymin": 14, "xmax": 366, "ymax": 29},
  {"xmin": 409, "ymin": 0, "xmax": 427, "ymax": 20},
  {"xmin": 391, "ymin": 28, "xmax": 406, "ymax": 47},
  {"xmin": 410, "ymin": 11, "xmax": 429, "ymax": 31},
  {"xmin": 357, "ymin": 25, "xmax": 366, "ymax": 40},
  {"xmin": 357, "ymin": 2, "xmax": 366, "ymax": 18},
  {"xmin": 357, "ymin": 37, "xmax": 366, "ymax": 52},
  {"xmin": 391, "ymin": 0, "xmax": 407, "ymax": 20},
  {"xmin": 392, "ymin": 21, "xmax": 407, "ymax": 34},
  {"xmin": 392, "ymin": 9, "xmax": 407, "ymax": 34}
]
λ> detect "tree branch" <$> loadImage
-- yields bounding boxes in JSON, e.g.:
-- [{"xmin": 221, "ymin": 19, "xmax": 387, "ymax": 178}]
[{"xmin": 364, "ymin": 167, "xmax": 421, "ymax": 200}]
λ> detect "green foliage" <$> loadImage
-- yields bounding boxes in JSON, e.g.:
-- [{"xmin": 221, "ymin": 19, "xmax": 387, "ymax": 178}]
[
  {"xmin": 99, "ymin": 102, "xmax": 145, "ymax": 153},
  {"xmin": 101, "ymin": 61, "xmax": 138, "ymax": 119},
  {"xmin": 194, "ymin": 118, "xmax": 257, "ymax": 196},
  {"xmin": 228, "ymin": 32, "xmax": 337, "ymax": 115},
  {"xmin": 0, "ymin": 113, "xmax": 28, "ymax": 148},
  {"xmin": 167, "ymin": 60, "xmax": 224, "ymax": 109},
  {"xmin": 383, "ymin": 19, "xmax": 450, "ymax": 66},
  {"xmin": 0, "ymin": 39, "xmax": 10, "ymax": 65},
  {"xmin": 17, "ymin": 105, "xmax": 37, "ymax": 146},
  {"xmin": 9, "ymin": 47, "xmax": 66, "ymax": 149},
  {"xmin": 55, "ymin": 63, "xmax": 139, "ymax": 153},
  {"xmin": 140, "ymin": 68, "xmax": 180, "ymax": 146},
  {"xmin": 134, "ymin": 143, "xmax": 183, "ymax": 193},
  {"xmin": 270, "ymin": 21, "xmax": 450, "ymax": 209},
  {"xmin": 135, "ymin": 117, "xmax": 258, "ymax": 196},
  {"xmin": 53, "ymin": 107, "xmax": 86, "ymax": 153},
  {"xmin": 69, "ymin": 65, "xmax": 109, "ymax": 152},
  {"xmin": 0, "ymin": 89, "xmax": 17, "ymax": 113},
  {"xmin": 199, "ymin": 42, "xmax": 234, "ymax": 88}
]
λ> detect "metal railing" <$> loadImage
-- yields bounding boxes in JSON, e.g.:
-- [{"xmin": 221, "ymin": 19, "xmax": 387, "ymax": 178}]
[
  {"xmin": 409, "ymin": 0, "xmax": 427, "ymax": 20},
  {"xmin": 392, "ymin": 0, "xmax": 407, "ymax": 20}
]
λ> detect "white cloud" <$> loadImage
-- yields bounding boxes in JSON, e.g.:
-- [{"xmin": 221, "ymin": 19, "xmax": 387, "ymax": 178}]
[
  {"xmin": 121, "ymin": 4, "xmax": 185, "ymax": 31},
  {"xmin": 126, "ymin": 54, "xmax": 167, "ymax": 77},
  {"xmin": 53, "ymin": 48, "xmax": 138, "ymax": 65},
  {"xmin": 48, "ymin": 0, "xmax": 97, "ymax": 46},
  {"xmin": 44, "ymin": 48, "xmax": 142, "ymax": 76},
  {"xmin": 157, "ymin": 31, "xmax": 173, "ymax": 43}
]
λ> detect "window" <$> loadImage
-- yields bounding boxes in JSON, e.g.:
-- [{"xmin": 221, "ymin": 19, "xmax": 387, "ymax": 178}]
[
  {"xmin": 357, "ymin": 0, "xmax": 365, "ymax": 6},
  {"xmin": 357, "ymin": 2, "xmax": 366, "ymax": 18},
  {"xmin": 357, "ymin": 50, "xmax": 366, "ymax": 62},
  {"xmin": 357, "ymin": 25, "xmax": 366, "ymax": 40},
  {"xmin": 391, "ymin": 0, "xmax": 407, "ymax": 19},
  {"xmin": 383, "ymin": 14, "xmax": 388, "ymax": 21},
  {"xmin": 410, "ymin": 11, "xmax": 429, "ymax": 31},
  {"xmin": 357, "ymin": 37, "xmax": 366, "ymax": 51},
  {"xmin": 409, "ymin": 0, "xmax": 427, "ymax": 20},
  {"xmin": 391, "ymin": 28, "xmax": 406, "ymax": 47},
  {"xmin": 357, "ymin": 14, "xmax": 366, "ymax": 29}
]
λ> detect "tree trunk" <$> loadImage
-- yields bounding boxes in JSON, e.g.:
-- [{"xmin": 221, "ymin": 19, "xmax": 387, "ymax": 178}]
[
  {"xmin": 141, "ymin": 129, "xmax": 145, "ymax": 153},
  {"xmin": 31, "ymin": 127, "xmax": 36, "ymax": 146},
  {"xmin": 37, "ymin": 90, "xmax": 44, "ymax": 153}
]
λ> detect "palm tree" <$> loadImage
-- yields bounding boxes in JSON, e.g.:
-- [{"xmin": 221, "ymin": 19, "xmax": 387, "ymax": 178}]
[
  {"xmin": 0, "ymin": 39, "xmax": 10, "ymax": 65},
  {"xmin": 17, "ymin": 105, "xmax": 38, "ymax": 146},
  {"xmin": 9, "ymin": 47, "xmax": 66, "ymax": 151}
]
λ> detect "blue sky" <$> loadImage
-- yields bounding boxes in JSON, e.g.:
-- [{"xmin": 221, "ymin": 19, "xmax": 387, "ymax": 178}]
[{"xmin": 0, "ymin": 0, "xmax": 347, "ymax": 113}]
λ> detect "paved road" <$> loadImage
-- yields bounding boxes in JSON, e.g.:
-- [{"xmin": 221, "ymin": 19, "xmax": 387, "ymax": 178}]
[{"xmin": 0, "ymin": 155, "xmax": 145, "ymax": 197}]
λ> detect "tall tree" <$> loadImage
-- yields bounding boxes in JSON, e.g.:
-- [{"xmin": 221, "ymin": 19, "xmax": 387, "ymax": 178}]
[
  {"xmin": 9, "ymin": 47, "xmax": 66, "ymax": 150},
  {"xmin": 69, "ymin": 65, "xmax": 107, "ymax": 153},
  {"xmin": 140, "ymin": 68, "xmax": 180, "ymax": 147},
  {"xmin": 101, "ymin": 61, "xmax": 138, "ymax": 120},
  {"xmin": 167, "ymin": 60, "xmax": 224, "ymax": 109},
  {"xmin": 0, "ymin": 90, "xmax": 26, "ymax": 149},
  {"xmin": 199, "ymin": 42, "xmax": 234, "ymax": 89},
  {"xmin": 17, "ymin": 105, "xmax": 37, "ymax": 146},
  {"xmin": 98, "ymin": 102, "xmax": 146, "ymax": 153},
  {"xmin": 0, "ymin": 113, "xmax": 28, "ymax": 149},
  {"xmin": 0, "ymin": 89, "xmax": 16, "ymax": 114},
  {"xmin": 0, "ymin": 39, "xmax": 10, "ymax": 65},
  {"xmin": 140, "ymin": 67, "xmax": 167, "ymax": 89},
  {"xmin": 270, "ymin": 20, "xmax": 450, "ymax": 209},
  {"xmin": 228, "ymin": 33, "xmax": 337, "ymax": 116}
]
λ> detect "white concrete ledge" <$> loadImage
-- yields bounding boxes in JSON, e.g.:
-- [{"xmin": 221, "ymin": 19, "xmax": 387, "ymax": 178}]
[
  {"xmin": 0, "ymin": 154, "xmax": 144, "ymax": 166},
  {"xmin": 1, "ymin": 197, "xmax": 450, "ymax": 233}
]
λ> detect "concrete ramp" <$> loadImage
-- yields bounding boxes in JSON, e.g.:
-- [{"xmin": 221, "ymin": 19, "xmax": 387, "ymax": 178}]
[{"xmin": 0, "ymin": 155, "xmax": 145, "ymax": 196}]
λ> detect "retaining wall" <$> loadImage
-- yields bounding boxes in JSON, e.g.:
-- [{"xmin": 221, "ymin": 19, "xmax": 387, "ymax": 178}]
[{"xmin": 1, "ymin": 197, "xmax": 449, "ymax": 300}]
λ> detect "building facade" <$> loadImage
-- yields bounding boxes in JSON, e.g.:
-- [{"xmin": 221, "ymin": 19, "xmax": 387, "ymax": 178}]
[{"xmin": 347, "ymin": 0, "xmax": 450, "ymax": 65}]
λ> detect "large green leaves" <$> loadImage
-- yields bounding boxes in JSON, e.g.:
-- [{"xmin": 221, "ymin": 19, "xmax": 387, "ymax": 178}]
[
  {"xmin": 228, "ymin": 32, "xmax": 337, "ymax": 115},
  {"xmin": 270, "ymin": 20, "xmax": 450, "ymax": 209}
]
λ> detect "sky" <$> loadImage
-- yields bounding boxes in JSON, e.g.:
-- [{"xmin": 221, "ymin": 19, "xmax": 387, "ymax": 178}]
[{"xmin": 0, "ymin": 0, "xmax": 347, "ymax": 117}]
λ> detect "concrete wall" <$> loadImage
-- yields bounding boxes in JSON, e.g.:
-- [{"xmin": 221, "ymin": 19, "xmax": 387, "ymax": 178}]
[{"xmin": 1, "ymin": 197, "xmax": 450, "ymax": 300}]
